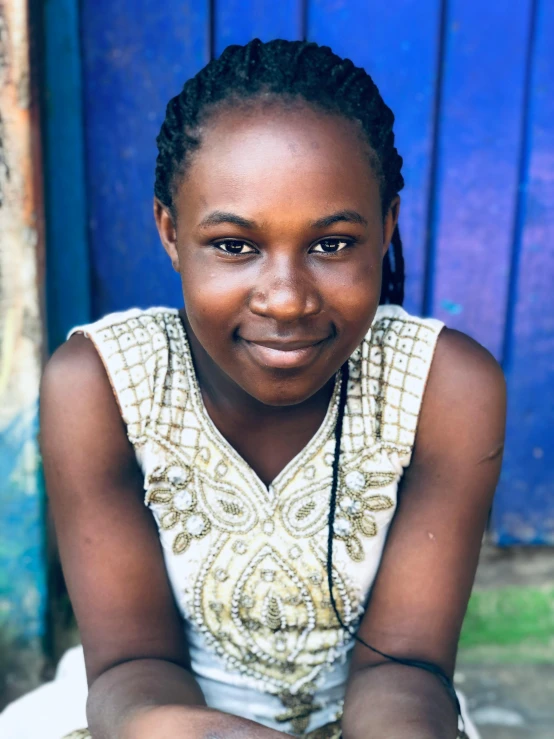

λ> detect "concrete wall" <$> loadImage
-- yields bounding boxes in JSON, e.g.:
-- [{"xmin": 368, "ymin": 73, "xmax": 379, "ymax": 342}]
[{"xmin": 0, "ymin": 0, "xmax": 47, "ymax": 705}]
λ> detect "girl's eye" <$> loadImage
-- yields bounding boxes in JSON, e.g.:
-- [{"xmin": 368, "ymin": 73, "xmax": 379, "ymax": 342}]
[
  {"xmin": 214, "ymin": 239, "xmax": 257, "ymax": 255},
  {"xmin": 311, "ymin": 238, "xmax": 351, "ymax": 254}
]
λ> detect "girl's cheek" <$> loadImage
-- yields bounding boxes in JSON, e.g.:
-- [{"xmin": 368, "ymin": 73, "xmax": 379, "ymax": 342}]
[
  {"xmin": 322, "ymin": 265, "xmax": 379, "ymax": 309},
  {"xmin": 192, "ymin": 280, "xmax": 246, "ymax": 311},
  {"xmin": 181, "ymin": 276, "xmax": 246, "ymax": 335}
]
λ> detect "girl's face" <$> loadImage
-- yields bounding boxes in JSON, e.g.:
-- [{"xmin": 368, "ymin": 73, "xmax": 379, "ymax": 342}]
[{"xmin": 155, "ymin": 103, "xmax": 399, "ymax": 407}]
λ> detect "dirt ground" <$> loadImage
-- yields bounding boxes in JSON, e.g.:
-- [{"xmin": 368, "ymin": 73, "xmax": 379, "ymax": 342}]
[
  {"xmin": 457, "ymin": 663, "xmax": 554, "ymax": 738},
  {"xmin": 456, "ymin": 544, "xmax": 554, "ymax": 738}
]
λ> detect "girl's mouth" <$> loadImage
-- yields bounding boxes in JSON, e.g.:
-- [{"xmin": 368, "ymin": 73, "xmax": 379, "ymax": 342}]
[{"xmin": 240, "ymin": 336, "xmax": 329, "ymax": 369}]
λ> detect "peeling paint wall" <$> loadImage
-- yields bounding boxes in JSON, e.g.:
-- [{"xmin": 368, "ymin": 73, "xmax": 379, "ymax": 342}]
[{"xmin": 0, "ymin": 0, "xmax": 47, "ymax": 704}]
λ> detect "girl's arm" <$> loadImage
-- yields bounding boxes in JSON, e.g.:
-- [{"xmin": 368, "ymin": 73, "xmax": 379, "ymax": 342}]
[
  {"xmin": 41, "ymin": 335, "xmax": 288, "ymax": 739},
  {"xmin": 342, "ymin": 327, "xmax": 506, "ymax": 739}
]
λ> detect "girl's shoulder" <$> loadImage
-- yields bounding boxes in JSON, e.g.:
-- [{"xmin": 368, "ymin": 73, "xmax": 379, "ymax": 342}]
[
  {"xmin": 368, "ymin": 304, "xmax": 444, "ymax": 346},
  {"xmin": 66, "ymin": 307, "xmax": 186, "ymax": 445},
  {"xmin": 348, "ymin": 305, "xmax": 445, "ymax": 459},
  {"xmin": 67, "ymin": 307, "xmax": 184, "ymax": 370},
  {"xmin": 67, "ymin": 306, "xmax": 182, "ymax": 342},
  {"xmin": 361, "ymin": 304, "xmax": 446, "ymax": 398}
]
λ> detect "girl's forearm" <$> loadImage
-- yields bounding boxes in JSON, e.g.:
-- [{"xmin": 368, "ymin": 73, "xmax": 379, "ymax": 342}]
[
  {"xmin": 126, "ymin": 704, "xmax": 291, "ymax": 739},
  {"xmin": 86, "ymin": 658, "xmax": 289, "ymax": 739},
  {"xmin": 87, "ymin": 658, "xmax": 204, "ymax": 738},
  {"xmin": 342, "ymin": 662, "xmax": 458, "ymax": 739}
]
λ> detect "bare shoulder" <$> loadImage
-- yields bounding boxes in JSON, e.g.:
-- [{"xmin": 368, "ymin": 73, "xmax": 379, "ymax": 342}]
[
  {"xmin": 416, "ymin": 326, "xmax": 507, "ymax": 463},
  {"xmin": 431, "ymin": 326, "xmax": 506, "ymax": 400},
  {"xmin": 42, "ymin": 332, "xmax": 111, "ymax": 398},
  {"xmin": 41, "ymin": 333, "xmax": 124, "ymax": 432},
  {"xmin": 40, "ymin": 333, "xmax": 135, "ymax": 500}
]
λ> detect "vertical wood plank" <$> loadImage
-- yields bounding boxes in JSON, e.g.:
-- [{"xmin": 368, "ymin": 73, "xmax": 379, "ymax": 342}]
[
  {"xmin": 215, "ymin": 0, "xmax": 303, "ymax": 56},
  {"xmin": 81, "ymin": 0, "xmax": 210, "ymax": 318},
  {"xmin": 429, "ymin": 0, "xmax": 532, "ymax": 359},
  {"xmin": 0, "ymin": 0, "xmax": 47, "ymax": 701},
  {"xmin": 308, "ymin": 0, "xmax": 442, "ymax": 315},
  {"xmin": 43, "ymin": 0, "xmax": 90, "ymax": 351},
  {"xmin": 493, "ymin": 0, "xmax": 554, "ymax": 544}
]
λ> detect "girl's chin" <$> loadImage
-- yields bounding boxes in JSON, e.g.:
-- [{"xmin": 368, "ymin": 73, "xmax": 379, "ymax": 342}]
[{"xmin": 236, "ymin": 373, "xmax": 335, "ymax": 408}]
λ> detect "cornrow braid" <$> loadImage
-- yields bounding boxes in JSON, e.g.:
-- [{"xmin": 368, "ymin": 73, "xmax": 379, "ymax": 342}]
[{"xmin": 155, "ymin": 38, "xmax": 406, "ymax": 306}]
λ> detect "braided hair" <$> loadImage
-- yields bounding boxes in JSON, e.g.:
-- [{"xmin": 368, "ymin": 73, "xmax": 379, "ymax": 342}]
[
  {"xmin": 155, "ymin": 38, "xmax": 405, "ymax": 306},
  {"xmin": 155, "ymin": 39, "xmax": 463, "ymax": 730}
]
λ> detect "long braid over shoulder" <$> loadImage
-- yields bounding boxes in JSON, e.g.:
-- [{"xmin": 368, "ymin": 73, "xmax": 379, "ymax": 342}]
[{"xmin": 155, "ymin": 38, "xmax": 405, "ymax": 306}]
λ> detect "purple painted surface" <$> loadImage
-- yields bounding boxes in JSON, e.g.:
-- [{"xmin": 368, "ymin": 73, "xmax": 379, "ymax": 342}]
[
  {"xmin": 308, "ymin": 0, "xmax": 442, "ymax": 315},
  {"xmin": 493, "ymin": 0, "xmax": 554, "ymax": 544},
  {"xmin": 81, "ymin": 0, "xmax": 210, "ymax": 317},
  {"xmin": 215, "ymin": 0, "xmax": 303, "ymax": 56},
  {"xmin": 430, "ymin": 0, "xmax": 533, "ymax": 359}
]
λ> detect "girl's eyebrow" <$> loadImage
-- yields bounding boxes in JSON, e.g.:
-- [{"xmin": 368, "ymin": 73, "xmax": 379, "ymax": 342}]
[
  {"xmin": 310, "ymin": 210, "xmax": 368, "ymax": 228},
  {"xmin": 198, "ymin": 211, "xmax": 257, "ymax": 229},
  {"xmin": 198, "ymin": 209, "xmax": 368, "ymax": 231}
]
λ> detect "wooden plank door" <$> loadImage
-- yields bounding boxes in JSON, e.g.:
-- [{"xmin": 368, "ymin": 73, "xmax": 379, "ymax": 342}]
[
  {"xmin": 493, "ymin": 0, "xmax": 554, "ymax": 544},
  {"xmin": 44, "ymin": 0, "xmax": 554, "ymax": 544},
  {"xmin": 80, "ymin": 0, "xmax": 211, "ymax": 317}
]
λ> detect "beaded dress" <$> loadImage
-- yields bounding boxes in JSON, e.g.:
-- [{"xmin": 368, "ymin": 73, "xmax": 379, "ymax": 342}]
[{"xmin": 0, "ymin": 304, "xmax": 478, "ymax": 738}]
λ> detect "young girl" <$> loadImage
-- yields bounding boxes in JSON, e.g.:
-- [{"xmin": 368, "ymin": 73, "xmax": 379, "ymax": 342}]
[{"xmin": 3, "ymin": 38, "xmax": 505, "ymax": 739}]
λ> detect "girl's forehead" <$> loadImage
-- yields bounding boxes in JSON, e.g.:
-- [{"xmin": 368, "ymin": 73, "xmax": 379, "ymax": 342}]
[
  {"xmin": 195, "ymin": 103, "xmax": 372, "ymax": 169},
  {"xmin": 176, "ymin": 105, "xmax": 382, "ymax": 220}
]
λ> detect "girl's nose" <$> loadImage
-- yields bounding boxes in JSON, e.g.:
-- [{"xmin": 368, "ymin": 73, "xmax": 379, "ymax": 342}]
[{"xmin": 249, "ymin": 266, "xmax": 322, "ymax": 323}]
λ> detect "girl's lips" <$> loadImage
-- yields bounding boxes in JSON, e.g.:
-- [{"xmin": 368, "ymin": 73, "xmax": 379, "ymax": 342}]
[{"xmin": 241, "ymin": 338, "xmax": 328, "ymax": 369}]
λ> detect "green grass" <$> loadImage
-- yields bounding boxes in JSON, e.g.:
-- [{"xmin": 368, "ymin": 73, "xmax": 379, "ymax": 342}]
[{"xmin": 459, "ymin": 586, "xmax": 554, "ymax": 663}]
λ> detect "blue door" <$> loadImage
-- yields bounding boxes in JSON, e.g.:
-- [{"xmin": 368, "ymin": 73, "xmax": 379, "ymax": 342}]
[{"xmin": 44, "ymin": 0, "xmax": 554, "ymax": 544}]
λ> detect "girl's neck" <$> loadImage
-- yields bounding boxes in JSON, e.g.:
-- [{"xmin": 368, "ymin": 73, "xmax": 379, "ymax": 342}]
[{"xmin": 180, "ymin": 310, "xmax": 335, "ymax": 486}]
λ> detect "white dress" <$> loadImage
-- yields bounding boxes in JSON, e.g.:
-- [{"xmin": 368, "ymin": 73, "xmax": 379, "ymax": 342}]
[{"xmin": 0, "ymin": 305, "xmax": 479, "ymax": 739}]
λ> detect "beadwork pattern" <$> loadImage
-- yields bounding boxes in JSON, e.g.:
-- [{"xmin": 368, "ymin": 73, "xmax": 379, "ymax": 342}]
[{"xmin": 69, "ymin": 304, "xmax": 444, "ymax": 735}]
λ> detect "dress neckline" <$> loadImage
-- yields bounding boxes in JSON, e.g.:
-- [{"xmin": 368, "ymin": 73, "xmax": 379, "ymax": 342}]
[{"xmin": 171, "ymin": 311, "xmax": 343, "ymax": 499}]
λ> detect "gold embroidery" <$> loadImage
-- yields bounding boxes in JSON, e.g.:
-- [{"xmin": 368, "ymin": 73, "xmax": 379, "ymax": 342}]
[
  {"xmin": 276, "ymin": 689, "xmax": 321, "ymax": 734},
  {"xmin": 219, "ymin": 499, "xmax": 243, "ymax": 516},
  {"xmin": 330, "ymin": 465, "xmax": 395, "ymax": 561},
  {"xmin": 262, "ymin": 593, "xmax": 286, "ymax": 631},
  {"xmin": 296, "ymin": 500, "xmax": 316, "ymax": 520},
  {"xmin": 173, "ymin": 531, "xmax": 191, "ymax": 554},
  {"xmin": 146, "ymin": 465, "xmax": 213, "ymax": 554},
  {"xmin": 305, "ymin": 720, "xmax": 342, "ymax": 739},
  {"xmin": 148, "ymin": 489, "xmax": 172, "ymax": 503}
]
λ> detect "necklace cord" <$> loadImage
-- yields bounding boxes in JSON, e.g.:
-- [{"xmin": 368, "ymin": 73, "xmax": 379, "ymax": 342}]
[{"xmin": 326, "ymin": 362, "xmax": 465, "ymax": 734}]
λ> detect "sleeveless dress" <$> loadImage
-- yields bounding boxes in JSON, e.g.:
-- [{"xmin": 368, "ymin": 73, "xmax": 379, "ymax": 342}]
[{"xmin": 0, "ymin": 304, "xmax": 478, "ymax": 739}]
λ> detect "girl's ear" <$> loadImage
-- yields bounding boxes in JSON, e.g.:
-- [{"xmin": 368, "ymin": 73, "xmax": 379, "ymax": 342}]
[
  {"xmin": 382, "ymin": 196, "xmax": 401, "ymax": 257},
  {"xmin": 154, "ymin": 198, "xmax": 180, "ymax": 272}
]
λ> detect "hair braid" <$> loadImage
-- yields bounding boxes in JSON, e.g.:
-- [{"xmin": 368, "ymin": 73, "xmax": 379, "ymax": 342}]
[{"xmin": 155, "ymin": 38, "xmax": 406, "ymax": 305}]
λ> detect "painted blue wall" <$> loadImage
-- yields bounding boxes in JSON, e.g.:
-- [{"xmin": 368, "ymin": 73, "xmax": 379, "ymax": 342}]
[
  {"xmin": 0, "ymin": 409, "xmax": 46, "ymax": 649},
  {"xmin": 44, "ymin": 0, "xmax": 554, "ymax": 547}
]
